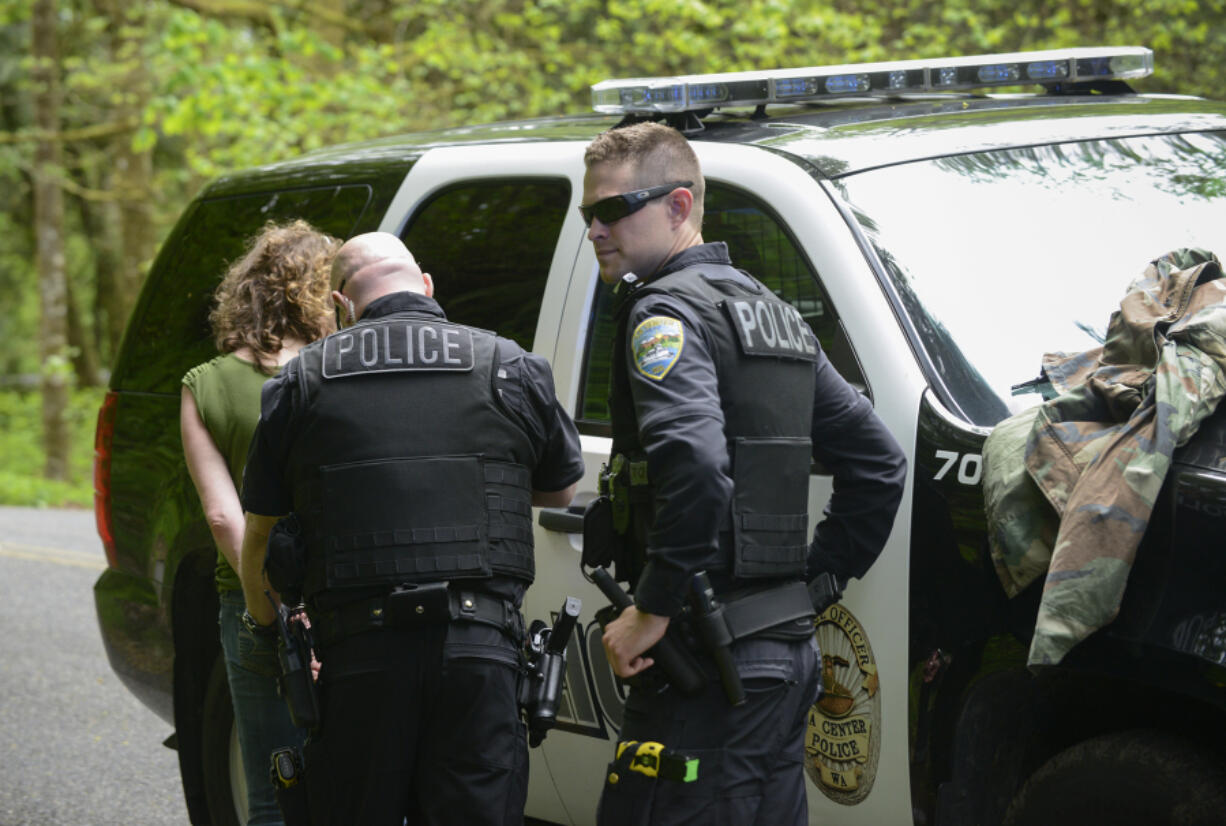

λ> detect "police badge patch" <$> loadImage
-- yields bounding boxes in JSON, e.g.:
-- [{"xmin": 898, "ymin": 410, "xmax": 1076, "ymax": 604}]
[
  {"xmin": 806, "ymin": 603, "xmax": 882, "ymax": 805},
  {"xmin": 631, "ymin": 316, "xmax": 685, "ymax": 381}
]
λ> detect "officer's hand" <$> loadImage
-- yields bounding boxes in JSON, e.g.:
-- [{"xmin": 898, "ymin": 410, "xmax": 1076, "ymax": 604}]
[{"xmin": 602, "ymin": 605, "xmax": 670, "ymax": 678}]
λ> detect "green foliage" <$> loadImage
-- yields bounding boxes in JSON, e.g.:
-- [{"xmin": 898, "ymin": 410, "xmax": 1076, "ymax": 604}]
[
  {"xmin": 334, "ymin": 0, "xmax": 1226, "ymax": 131},
  {"xmin": 7, "ymin": 0, "xmax": 1226, "ymax": 484},
  {"xmin": 10, "ymin": 0, "xmax": 1226, "ymax": 244},
  {"xmin": 0, "ymin": 387, "xmax": 103, "ymax": 507},
  {"xmin": 0, "ymin": 468, "xmax": 91, "ymax": 508},
  {"xmin": 79, "ymin": 0, "xmax": 1226, "ymax": 181},
  {"xmin": 149, "ymin": 11, "xmax": 419, "ymax": 180}
]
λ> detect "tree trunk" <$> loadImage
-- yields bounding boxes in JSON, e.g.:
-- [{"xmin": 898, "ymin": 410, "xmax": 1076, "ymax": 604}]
[
  {"xmin": 65, "ymin": 275, "xmax": 100, "ymax": 386},
  {"xmin": 32, "ymin": 0, "xmax": 70, "ymax": 480},
  {"xmin": 108, "ymin": 3, "xmax": 155, "ymax": 335},
  {"xmin": 115, "ymin": 143, "xmax": 153, "ymax": 312},
  {"xmin": 75, "ymin": 174, "xmax": 125, "ymax": 374},
  {"xmin": 316, "ymin": 0, "xmax": 347, "ymax": 49}
]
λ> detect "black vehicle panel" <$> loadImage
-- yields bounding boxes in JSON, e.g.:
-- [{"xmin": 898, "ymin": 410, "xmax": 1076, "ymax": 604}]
[
  {"xmin": 96, "ymin": 167, "xmax": 413, "ymax": 722},
  {"xmin": 909, "ymin": 393, "xmax": 1226, "ymax": 823}
]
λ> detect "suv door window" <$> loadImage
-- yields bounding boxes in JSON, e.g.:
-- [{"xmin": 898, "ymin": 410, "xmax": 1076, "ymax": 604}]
[
  {"xmin": 401, "ymin": 179, "xmax": 571, "ymax": 349},
  {"xmin": 116, "ymin": 184, "xmax": 375, "ymax": 393},
  {"xmin": 577, "ymin": 182, "xmax": 865, "ymax": 431}
]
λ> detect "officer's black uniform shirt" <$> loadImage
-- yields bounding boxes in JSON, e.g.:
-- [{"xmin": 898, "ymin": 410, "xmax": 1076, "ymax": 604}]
[
  {"xmin": 241, "ymin": 291, "xmax": 585, "ymax": 606},
  {"xmin": 623, "ymin": 242, "xmax": 907, "ymax": 617}
]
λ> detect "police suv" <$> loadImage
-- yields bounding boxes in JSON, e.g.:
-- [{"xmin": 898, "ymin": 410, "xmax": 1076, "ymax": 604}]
[{"xmin": 93, "ymin": 47, "xmax": 1226, "ymax": 826}]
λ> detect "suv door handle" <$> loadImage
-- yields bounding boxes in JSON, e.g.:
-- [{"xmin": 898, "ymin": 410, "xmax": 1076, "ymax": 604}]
[{"xmin": 537, "ymin": 491, "xmax": 595, "ymax": 534}]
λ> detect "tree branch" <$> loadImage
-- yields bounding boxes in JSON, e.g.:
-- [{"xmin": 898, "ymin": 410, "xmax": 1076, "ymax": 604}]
[
  {"xmin": 16, "ymin": 158, "xmax": 149, "ymax": 203},
  {"xmin": 282, "ymin": 0, "xmax": 371, "ymax": 36},
  {"xmin": 0, "ymin": 117, "xmax": 141, "ymax": 145},
  {"xmin": 162, "ymin": 0, "xmax": 278, "ymax": 28},
  {"xmin": 58, "ymin": 174, "xmax": 149, "ymax": 203},
  {"xmin": 162, "ymin": 0, "xmax": 377, "ymax": 37}
]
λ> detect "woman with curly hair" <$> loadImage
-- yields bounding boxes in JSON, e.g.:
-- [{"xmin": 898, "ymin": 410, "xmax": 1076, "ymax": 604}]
[{"xmin": 180, "ymin": 219, "xmax": 338, "ymax": 826}]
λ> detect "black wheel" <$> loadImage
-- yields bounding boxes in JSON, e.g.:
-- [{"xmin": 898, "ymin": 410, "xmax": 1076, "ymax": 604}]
[
  {"xmin": 1004, "ymin": 729, "xmax": 1226, "ymax": 826},
  {"xmin": 201, "ymin": 656, "xmax": 246, "ymax": 826}
]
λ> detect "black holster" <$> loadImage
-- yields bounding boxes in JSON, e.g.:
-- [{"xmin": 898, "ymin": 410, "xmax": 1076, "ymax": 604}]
[
  {"xmin": 519, "ymin": 596, "xmax": 581, "ymax": 747},
  {"xmin": 588, "ymin": 454, "xmax": 651, "ymax": 584},
  {"xmin": 270, "ymin": 599, "xmax": 320, "ymax": 732},
  {"xmin": 581, "ymin": 494, "xmax": 625, "ymax": 575},
  {"xmin": 266, "ymin": 514, "xmax": 308, "ymax": 607},
  {"xmin": 807, "ymin": 571, "xmax": 845, "ymax": 615}
]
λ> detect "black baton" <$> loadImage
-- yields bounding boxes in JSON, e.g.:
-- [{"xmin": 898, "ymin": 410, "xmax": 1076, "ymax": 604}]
[
  {"xmin": 589, "ymin": 566, "xmax": 705, "ymax": 696},
  {"xmin": 689, "ymin": 571, "xmax": 746, "ymax": 706}
]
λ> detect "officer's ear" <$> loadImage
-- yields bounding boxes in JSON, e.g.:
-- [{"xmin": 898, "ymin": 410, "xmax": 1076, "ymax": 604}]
[
  {"xmin": 422, "ymin": 272, "xmax": 435, "ymax": 298},
  {"xmin": 666, "ymin": 187, "xmax": 694, "ymax": 230},
  {"xmin": 332, "ymin": 290, "xmax": 356, "ymax": 328}
]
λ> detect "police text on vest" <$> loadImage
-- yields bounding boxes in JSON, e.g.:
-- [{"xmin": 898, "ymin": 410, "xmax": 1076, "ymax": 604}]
[
  {"xmin": 725, "ymin": 299, "xmax": 819, "ymax": 361},
  {"xmin": 322, "ymin": 319, "xmax": 476, "ymax": 377}
]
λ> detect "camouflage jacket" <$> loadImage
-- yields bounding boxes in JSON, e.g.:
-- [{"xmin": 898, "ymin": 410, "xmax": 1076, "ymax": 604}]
[{"xmin": 982, "ymin": 248, "xmax": 1226, "ymax": 666}]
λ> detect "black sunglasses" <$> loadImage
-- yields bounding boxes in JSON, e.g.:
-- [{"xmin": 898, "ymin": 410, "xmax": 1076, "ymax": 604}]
[{"xmin": 579, "ymin": 180, "xmax": 693, "ymax": 227}]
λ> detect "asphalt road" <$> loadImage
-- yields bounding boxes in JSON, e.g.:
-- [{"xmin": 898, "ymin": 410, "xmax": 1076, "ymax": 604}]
[{"xmin": 0, "ymin": 506, "xmax": 189, "ymax": 826}]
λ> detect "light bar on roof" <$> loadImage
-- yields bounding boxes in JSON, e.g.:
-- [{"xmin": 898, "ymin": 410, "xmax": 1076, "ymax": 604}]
[
  {"xmin": 591, "ymin": 73, "xmax": 772, "ymax": 114},
  {"xmin": 591, "ymin": 47, "xmax": 1154, "ymax": 115}
]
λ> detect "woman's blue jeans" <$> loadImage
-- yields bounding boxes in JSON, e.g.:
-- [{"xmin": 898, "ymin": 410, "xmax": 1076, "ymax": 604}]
[{"xmin": 219, "ymin": 589, "xmax": 305, "ymax": 826}]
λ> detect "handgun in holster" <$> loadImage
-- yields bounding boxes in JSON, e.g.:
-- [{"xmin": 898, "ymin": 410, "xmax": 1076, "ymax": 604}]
[
  {"xmin": 270, "ymin": 746, "xmax": 310, "ymax": 826},
  {"xmin": 267, "ymin": 593, "xmax": 320, "ymax": 732},
  {"xmin": 519, "ymin": 596, "xmax": 582, "ymax": 747}
]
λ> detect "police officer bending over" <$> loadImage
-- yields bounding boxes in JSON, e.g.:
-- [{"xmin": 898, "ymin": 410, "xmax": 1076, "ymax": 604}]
[
  {"xmin": 238, "ymin": 232, "xmax": 584, "ymax": 826},
  {"xmin": 582, "ymin": 122, "xmax": 906, "ymax": 824}
]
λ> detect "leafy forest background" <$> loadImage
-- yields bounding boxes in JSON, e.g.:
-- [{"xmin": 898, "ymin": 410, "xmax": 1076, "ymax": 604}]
[{"xmin": 3, "ymin": 0, "xmax": 1225, "ymax": 506}]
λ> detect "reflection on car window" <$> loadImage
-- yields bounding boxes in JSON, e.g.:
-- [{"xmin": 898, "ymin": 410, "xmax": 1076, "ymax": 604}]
[
  {"xmin": 839, "ymin": 131, "xmax": 1226, "ymax": 427},
  {"xmin": 402, "ymin": 179, "xmax": 570, "ymax": 350},
  {"xmin": 119, "ymin": 185, "xmax": 373, "ymax": 393},
  {"xmin": 578, "ymin": 182, "xmax": 862, "ymax": 431}
]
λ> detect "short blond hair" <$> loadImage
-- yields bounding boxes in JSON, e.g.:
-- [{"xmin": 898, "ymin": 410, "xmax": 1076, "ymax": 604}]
[{"xmin": 584, "ymin": 122, "xmax": 704, "ymax": 227}]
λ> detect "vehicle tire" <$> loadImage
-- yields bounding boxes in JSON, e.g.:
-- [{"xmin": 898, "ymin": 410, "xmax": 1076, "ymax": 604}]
[
  {"xmin": 201, "ymin": 656, "xmax": 246, "ymax": 826},
  {"xmin": 1003, "ymin": 729, "xmax": 1226, "ymax": 826}
]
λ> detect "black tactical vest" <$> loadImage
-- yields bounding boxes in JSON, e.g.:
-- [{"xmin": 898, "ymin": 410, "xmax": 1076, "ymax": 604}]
[
  {"xmin": 285, "ymin": 311, "xmax": 538, "ymax": 599},
  {"xmin": 609, "ymin": 263, "xmax": 818, "ymax": 581}
]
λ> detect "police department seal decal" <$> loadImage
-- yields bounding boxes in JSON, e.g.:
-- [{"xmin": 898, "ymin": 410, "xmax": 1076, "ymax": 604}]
[
  {"xmin": 631, "ymin": 316, "xmax": 684, "ymax": 381},
  {"xmin": 806, "ymin": 603, "xmax": 881, "ymax": 805}
]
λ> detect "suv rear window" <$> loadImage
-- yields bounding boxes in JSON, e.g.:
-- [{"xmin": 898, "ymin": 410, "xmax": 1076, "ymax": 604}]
[
  {"xmin": 577, "ymin": 182, "xmax": 863, "ymax": 431},
  {"xmin": 116, "ymin": 184, "xmax": 375, "ymax": 393}
]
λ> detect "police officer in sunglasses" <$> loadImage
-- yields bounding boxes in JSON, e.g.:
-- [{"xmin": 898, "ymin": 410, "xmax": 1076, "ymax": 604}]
[{"xmin": 581, "ymin": 122, "xmax": 906, "ymax": 825}]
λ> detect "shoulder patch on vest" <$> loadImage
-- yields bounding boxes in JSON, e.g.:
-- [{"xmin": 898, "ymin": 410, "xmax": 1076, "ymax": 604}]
[
  {"xmin": 723, "ymin": 298, "xmax": 819, "ymax": 362},
  {"xmin": 322, "ymin": 319, "xmax": 475, "ymax": 378},
  {"xmin": 631, "ymin": 316, "xmax": 685, "ymax": 381}
]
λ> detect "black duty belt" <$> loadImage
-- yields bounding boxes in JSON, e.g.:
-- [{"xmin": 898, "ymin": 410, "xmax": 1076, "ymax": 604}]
[
  {"xmin": 712, "ymin": 580, "xmax": 815, "ymax": 643},
  {"xmin": 313, "ymin": 581, "xmax": 520, "ymax": 645}
]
